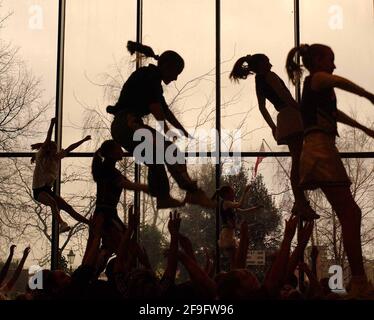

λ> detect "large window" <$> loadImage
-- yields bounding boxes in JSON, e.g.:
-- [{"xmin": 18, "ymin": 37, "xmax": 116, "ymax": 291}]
[{"xmin": 0, "ymin": 0, "xmax": 372, "ymax": 276}]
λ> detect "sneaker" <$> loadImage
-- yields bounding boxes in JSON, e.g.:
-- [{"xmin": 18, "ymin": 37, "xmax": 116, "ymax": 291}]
[
  {"xmin": 185, "ymin": 189, "xmax": 216, "ymax": 209},
  {"xmin": 59, "ymin": 222, "xmax": 71, "ymax": 234},
  {"xmin": 291, "ymin": 202, "xmax": 320, "ymax": 221},
  {"xmin": 157, "ymin": 196, "xmax": 185, "ymax": 209}
]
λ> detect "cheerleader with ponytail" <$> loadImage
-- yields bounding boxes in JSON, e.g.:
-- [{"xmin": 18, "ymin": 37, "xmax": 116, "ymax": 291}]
[
  {"xmin": 108, "ymin": 41, "xmax": 215, "ymax": 210},
  {"xmin": 31, "ymin": 118, "xmax": 91, "ymax": 233},
  {"xmin": 286, "ymin": 43, "xmax": 374, "ymax": 298},
  {"xmin": 92, "ymin": 140, "xmax": 149, "ymax": 255},
  {"xmin": 215, "ymin": 185, "xmax": 261, "ymax": 257},
  {"xmin": 230, "ymin": 54, "xmax": 319, "ymax": 221}
]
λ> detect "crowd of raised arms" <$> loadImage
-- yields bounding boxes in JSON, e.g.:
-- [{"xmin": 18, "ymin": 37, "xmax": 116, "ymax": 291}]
[{"xmin": 1, "ymin": 40, "xmax": 374, "ymax": 300}]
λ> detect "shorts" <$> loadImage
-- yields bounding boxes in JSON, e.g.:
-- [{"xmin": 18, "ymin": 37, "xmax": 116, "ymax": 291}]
[
  {"xmin": 218, "ymin": 227, "xmax": 236, "ymax": 249},
  {"xmin": 94, "ymin": 206, "xmax": 126, "ymax": 232},
  {"xmin": 276, "ymin": 106, "xmax": 304, "ymax": 145},
  {"xmin": 33, "ymin": 185, "xmax": 55, "ymax": 201},
  {"xmin": 299, "ymin": 131, "xmax": 351, "ymax": 190}
]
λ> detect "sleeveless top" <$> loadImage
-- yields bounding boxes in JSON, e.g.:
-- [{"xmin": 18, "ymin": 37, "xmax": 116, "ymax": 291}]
[
  {"xmin": 95, "ymin": 163, "xmax": 123, "ymax": 212},
  {"xmin": 300, "ymin": 75, "xmax": 338, "ymax": 136},
  {"xmin": 255, "ymin": 72, "xmax": 289, "ymax": 111},
  {"xmin": 220, "ymin": 200, "xmax": 236, "ymax": 229},
  {"xmin": 111, "ymin": 64, "xmax": 169, "ymax": 118}
]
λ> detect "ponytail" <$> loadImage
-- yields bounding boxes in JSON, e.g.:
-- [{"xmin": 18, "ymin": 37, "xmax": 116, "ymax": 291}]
[
  {"xmin": 127, "ymin": 41, "xmax": 159, "ymax": 60},
  {"xmin": 230, "ymin": 54, "xmax": 269, "ymax": 82},
  {"xmin": 229, "ymin": 56, "xmax": 252, "ymax": 82},
  {"xmin": 286, "ymin": 43, "xmax": 330, "ymax": 85},
  {"xmin": 286, "ymin": 45, "xmax": 310, "ymax": 85}
]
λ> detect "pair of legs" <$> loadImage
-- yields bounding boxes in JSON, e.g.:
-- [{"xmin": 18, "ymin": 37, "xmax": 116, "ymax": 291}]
[
  {"xmin": 111, "ymin": 114, "xmax": 214, "ymax": 209},
  {"xmin": 37, "ymin": 191, "xmax": 89, "ymax": 231},
  {"xmin": 287, "ymin": 137, "xmax": 319, "ymax": 220}
]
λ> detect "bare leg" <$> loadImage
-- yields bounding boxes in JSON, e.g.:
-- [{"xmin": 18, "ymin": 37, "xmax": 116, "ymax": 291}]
[
  {"xmin": 55, "ymin": 196, "xmax": 89, "ymax": 224},
  {"xmin": 37, "ymin": 192, "xmax": 65, "ymax": 225},
  {"xmin": 321, "ymin": 186, "xmax": 365, "ymax": 277},
  {"xmin": 288, "ymin": 138, "xmax": 319, "ymax": 220},
  {"xmin": 288, "ymin": 138, "xmax": 308, "ymax": 205}
]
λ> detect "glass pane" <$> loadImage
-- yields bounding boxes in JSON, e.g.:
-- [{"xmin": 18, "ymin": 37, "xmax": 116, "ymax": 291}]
[
  {"xmin": 222, "ymin": 0, "xmax": 295, "ymax": 153},
  {"xmin": 63, "ymin": 0, "xmax": 136, "ymax": 152},
  {"xmin": 142, "ymin": 0, "xmax": 216, "ymax": 157},
  {"xmin": 301, "ymin": 0, "xmax": 374, "ymax": 151},
  {"xmin": 0, "ymin": 0, "xmax": 57, "ymax": 152}
]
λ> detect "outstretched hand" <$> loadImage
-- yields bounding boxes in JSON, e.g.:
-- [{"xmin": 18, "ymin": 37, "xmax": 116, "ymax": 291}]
[
  {"xmin": 10, "ymin": 245, "xmax": 16, "ymax": 254},
  {"xmin": 84, "ymin": 135, "xmax": 91, "ymax": 142}
]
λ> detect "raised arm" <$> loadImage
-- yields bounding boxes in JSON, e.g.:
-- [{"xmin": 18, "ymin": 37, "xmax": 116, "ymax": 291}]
[
  {"xmin": 337, "ymin": 110, "xmax": 374, "ymax": 138},
  {"xmin": 237, "ymin": 185, "xmax": 251, "ymax": 207},
  {"xmin": 114, "ymin": 206, "xmax": 136, "ymax": 274},
  {"xmin": 178, "ymin": 233, "xmax": 197, "ymax": 262},
  {"xmin": 298, "ymin": 262, "xmax": 323, "ymax": 298},
  {"xmin": 61, "ymin": 135, "xmax": 91, "ymax": 157},
  {"xmin": 0, "ymin": 245, "xmax": 16, "ymax": 286},
  {"xmin": 160, "ymin": 211, "xmax": 180, "ymax": 286},
  {"xmin": 44, "ymin": 118, "xmax": 56, "ymax": 144},
  {"xmin": 162, "ymin": 102, "xmax": 192, "ymax": 139},
  {"xmin": 149, "ymin": 102, "xmax": 171, "ymax": 135},
  {"xmin": 312, "ymin": 72, "xmax": 374, "ymax": 104},
  {"xmin": 118, "ymin": 176, "xmax": 149, "ymax": 194},
  {"xmin": 263, "ymin": 215, "xmax": 298, "ymax": 296},
  {"xmin": 30, "ymin": 118, "xmax": 56, "ymax": 150},
  {"xmin": 284, "ymin": 221, "xmax": 314, "ymax": 284},
  {"xmin": 1, "ymin": 247, "xmax": 30, "ymax": 293},
  {"xmin": 177, "ymin": 250, "xmax": 217, "ymax": 299}
]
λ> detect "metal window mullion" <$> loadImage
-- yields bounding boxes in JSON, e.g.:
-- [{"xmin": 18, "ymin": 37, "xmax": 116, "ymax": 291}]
[
  {"xmin": 294, "ymin": 0, "xmax": 305, "ymax": 292},
  {"xmin": 52, "ymin": 0, "xmax": 66, "ymax": 270},
  {"xmin": 133, "ymin": 0, "xmax": 143, "ymax": 244},
  {"xmin": 215, "ymin": 0, "xmax": 221, "ymax": 273}
]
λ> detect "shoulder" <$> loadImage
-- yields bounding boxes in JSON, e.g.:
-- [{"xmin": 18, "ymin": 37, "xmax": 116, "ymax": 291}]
[
  {"xmin": 310, "ymin": 72, "xmax": 337, "ymax": 91},
  {"xmin": 265, "ymin": 71, "xmax": 284, "ymax": 85},
  {"xmin": 56, "ymin": 149, "xmax": 67, "ymax": 159}
]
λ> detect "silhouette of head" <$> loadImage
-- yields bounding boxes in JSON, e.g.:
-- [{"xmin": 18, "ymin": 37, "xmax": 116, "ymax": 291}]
[
  {"xmin": 230, "ymin": 54, "xmax": 271, "ymax": 82},
  {"xmin": 286, "ymin": 44, "xmax": 335, "ymax": 84},
  {"xmin": 127, "ymin": 41, "xmax": 184, "ymax": 84}
]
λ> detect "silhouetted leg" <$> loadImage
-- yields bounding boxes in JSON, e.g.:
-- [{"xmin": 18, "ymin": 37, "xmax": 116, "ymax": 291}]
[{"xmin": 321, "ymin": 186, "xmax": 365, "ymax": 277}]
